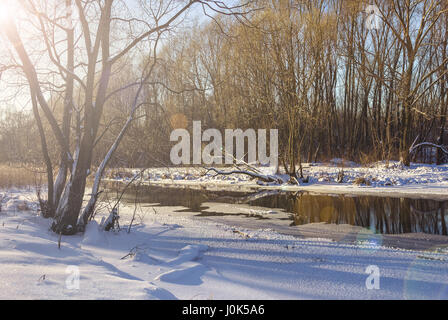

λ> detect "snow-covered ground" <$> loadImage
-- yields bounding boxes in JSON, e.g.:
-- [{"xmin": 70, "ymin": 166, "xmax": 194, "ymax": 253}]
[
  {"xmin": 105, "ymin": 161, "xmax": 448, "ymax": 199},
  {"xmin": 1, "ymin": 190, "xmax": 447, "ymax": 300}
]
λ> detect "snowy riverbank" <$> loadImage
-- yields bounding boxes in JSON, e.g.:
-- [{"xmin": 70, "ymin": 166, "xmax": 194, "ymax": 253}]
[
  {"xmin": 0, "ymin": 190, "xmax": 447, "ymax": 299},
  {"xmin": 105, "ymin": 161, "xmax": 448, "ymax": 199}
]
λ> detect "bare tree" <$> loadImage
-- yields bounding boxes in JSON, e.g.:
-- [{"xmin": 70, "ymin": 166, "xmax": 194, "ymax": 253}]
[{"xmin": 1, "ymin": 0, "xmax": 250, "ymax": 234}]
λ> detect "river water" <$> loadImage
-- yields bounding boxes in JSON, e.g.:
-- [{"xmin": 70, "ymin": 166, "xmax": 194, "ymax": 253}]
[{"xmin": 113, "ymin": 184, "xmax": 448, "ymax": 236}]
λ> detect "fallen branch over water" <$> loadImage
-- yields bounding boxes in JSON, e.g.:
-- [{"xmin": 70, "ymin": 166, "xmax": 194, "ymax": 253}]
[{"xmin": 204, "ymin": 167, "xmax": 285, "ymax": 184}]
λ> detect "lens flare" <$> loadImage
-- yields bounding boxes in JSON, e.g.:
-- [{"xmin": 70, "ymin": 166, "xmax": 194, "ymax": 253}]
[
  {"xmin": 355, "ymin": 228, "xmax": 383, "ymax": 252},
  {"xmin": 404, "ymin": 248, "xmax": 448, "ymax": 299}
]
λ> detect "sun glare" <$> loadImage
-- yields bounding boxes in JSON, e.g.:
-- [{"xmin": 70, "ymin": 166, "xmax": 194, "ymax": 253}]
[{"xmin": 0, "ymin": 0, "xmax": 14, "ymax": 26}]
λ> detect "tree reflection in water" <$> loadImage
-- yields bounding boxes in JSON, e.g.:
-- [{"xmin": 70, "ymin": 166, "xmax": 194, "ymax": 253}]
[
  {"xmin": 109, "ymin": 183, "xmax": 448, "ymax": 236},
  {"xmin": 253, "ymin": 192, "xmax": 448, "ymax": 235}
]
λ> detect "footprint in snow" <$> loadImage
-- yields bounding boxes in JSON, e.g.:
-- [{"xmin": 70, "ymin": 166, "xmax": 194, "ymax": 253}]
[
  {"xmin": 154, "ymin": 244, "xmax": 209, "ymax": 285},
  {"xmin": 155, "ymin": 263, "xmax": 208, "ymax": 285},
  {"xmin": 144, "ymin": 283, "xmax": 178, "ymax": 300},
  {"xmin": 167, "ymin": 244, "xmax": 208, "ymax": 266},
  {"xmin": 163, "ymin": 223, "xmax": 183, "ymax": 230}
]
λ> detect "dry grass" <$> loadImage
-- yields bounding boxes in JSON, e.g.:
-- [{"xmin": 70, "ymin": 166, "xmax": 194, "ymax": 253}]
[
  {"xmin": 353, "ymin": 176, "xmax": 372, "ymax": 186},
  {"xmin": 0, "ymin": 164, "xmax": 46, "ymax": 189}
]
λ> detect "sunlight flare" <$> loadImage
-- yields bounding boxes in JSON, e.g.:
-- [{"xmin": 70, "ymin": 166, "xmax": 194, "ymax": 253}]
[{"xmin": 0, "ymin": 0, "xmax": 14, "ymax": 26}]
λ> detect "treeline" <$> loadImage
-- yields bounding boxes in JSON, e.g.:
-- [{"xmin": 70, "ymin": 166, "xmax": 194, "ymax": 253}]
[{"xmin": 1, "ymin": 0, "xmax": 448, "ymax": 168}]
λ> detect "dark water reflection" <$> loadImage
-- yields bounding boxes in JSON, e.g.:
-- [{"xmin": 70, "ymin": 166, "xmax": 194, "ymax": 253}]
[
  {"xmin": 113, "ymin": 184, "xmax": 448, "ymax": 236},
  {"xmin": 250, "ymin": 193, "xmax": 448, "ymax": 236}
]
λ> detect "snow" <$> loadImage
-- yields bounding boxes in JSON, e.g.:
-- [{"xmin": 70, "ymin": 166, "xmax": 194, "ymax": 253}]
[
  {"xmin": 105, "ymin": 161, "xmax": 448, "ymax": 199},
  {"xmin": 0, "ymin": 189, "xmax": 447, "ymax": 300},
  {"xmin": 1, "ymin": 193, "xmax": 39, "ymax": 212}
]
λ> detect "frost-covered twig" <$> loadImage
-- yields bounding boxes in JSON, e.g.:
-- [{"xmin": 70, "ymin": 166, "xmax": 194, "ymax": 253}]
[
  {"xmin": 103, "ymin": 208, "xmax": 120, "ymax": 232},
  {"xmin": 204, "ymin": 167, "xmax": 284, "ymax": 184},
  {"xmin": 409, "ymin": 142, "xmax": 448, "ymax": 155},
  {"xmin": 127, "ymin": 177, "xmax": 144, "ymax": 234},
  {"xmin": 111, "ymin": 168, "xmax": 148, "ymax": 213},
  {"xmin": 225, "ymin": 152, "xmax": 262, "ymax": 175}
]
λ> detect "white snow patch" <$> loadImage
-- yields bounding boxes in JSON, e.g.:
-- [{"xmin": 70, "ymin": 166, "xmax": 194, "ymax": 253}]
[{"xmin": 0, "ymin": 190, "xmax": 447, "ymax": 299}]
